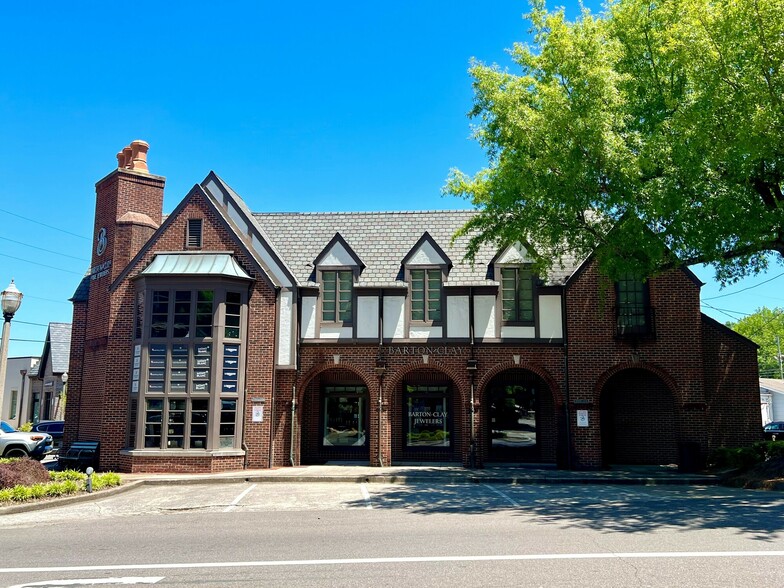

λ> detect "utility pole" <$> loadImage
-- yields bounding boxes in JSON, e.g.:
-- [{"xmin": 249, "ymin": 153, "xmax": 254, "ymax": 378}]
[{"xmin": 777, "ymin": 336, "xmax": 783, "ymax": 380}]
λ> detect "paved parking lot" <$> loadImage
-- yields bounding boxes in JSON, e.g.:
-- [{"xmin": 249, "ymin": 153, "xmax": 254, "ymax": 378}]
[{"xmin": 4, "ymin": 480, "xmax": 784, "ymax": 535}]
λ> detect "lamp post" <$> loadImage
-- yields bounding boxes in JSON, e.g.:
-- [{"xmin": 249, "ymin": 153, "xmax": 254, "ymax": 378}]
[
  {"xmin": 57, "ymin": 372, "xmax": 68, "ymax": 421},
  {"xmin": 0, "ymin": 280, "xmax": 23, "ymax": 422}
]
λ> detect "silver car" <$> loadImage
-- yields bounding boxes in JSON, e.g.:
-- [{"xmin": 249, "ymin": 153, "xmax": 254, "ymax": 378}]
[{"xmin": 0, "ymin": 421, "xmax": 53, "ymax": 460}]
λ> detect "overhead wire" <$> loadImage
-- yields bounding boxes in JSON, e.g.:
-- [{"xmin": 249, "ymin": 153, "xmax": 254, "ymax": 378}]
[
  {"xmin": 702, "ymin": 271, "xmax": 784, "ymax": 300},
  {"xmin": 0, "ymin": 235, "xmax": 90, "ymax": 262},
  {"xmin": 0, "ymin": 207, "xmax": 90, "ymax": 240},
  {"xmin": 0, "ymin": 252, "xmax": 85, "ymax": 275}
]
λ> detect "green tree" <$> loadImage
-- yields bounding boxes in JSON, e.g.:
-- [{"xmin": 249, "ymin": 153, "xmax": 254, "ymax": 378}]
[
  {"xmin": 445, "ymin": 0, "xmax": 784, "ymax": 283},
  {"xmin": 727, "ymin": 307, "xmax": 784, "ymax": 378}
]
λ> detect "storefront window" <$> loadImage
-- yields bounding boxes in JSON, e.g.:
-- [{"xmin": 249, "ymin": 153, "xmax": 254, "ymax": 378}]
[
  {"xmin": 405, "ymin": 385, "xmax": 450, "ymax": 448},
  {"xmin": 322, "ymin": 386, "xmax": 367, "ymax": 447},
  {"xmin": 490, "ymin": 384, "xmax": 536, "ymax": 450}
]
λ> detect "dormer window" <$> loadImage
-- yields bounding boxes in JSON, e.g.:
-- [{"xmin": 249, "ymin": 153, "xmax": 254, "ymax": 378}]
[
  {"xmin": 322, "ymin": 270, "xmax": 353, "ymax": 324},
  {"xmin": 492, "ymin": 242, "xmax": 538, "ymax": 327},
  {"xmin": 500, "ymin": 267, "xmax": 535, "ymax": 324},
  {"xmin": 410, "ymin": 269, "xmax": 442, "ymax": 323},
  {"xmin": 402, "ymin": 232, "xmax": 451, "ymax": 328}
]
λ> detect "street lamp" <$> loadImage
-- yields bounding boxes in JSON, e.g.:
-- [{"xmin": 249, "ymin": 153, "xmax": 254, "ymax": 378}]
[
  {"xmin": 0, "ymin": 280, "xmax": 23, "ymax": 422},
  {"xmin": 57, "ymin": 372, "xmax": 68, "ymax": 421}
]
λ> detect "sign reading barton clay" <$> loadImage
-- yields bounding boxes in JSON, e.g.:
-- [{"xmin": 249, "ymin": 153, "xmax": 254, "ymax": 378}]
[{"xmin": 385, "ymin": 346, "xmax": 467, "ymax": 356}]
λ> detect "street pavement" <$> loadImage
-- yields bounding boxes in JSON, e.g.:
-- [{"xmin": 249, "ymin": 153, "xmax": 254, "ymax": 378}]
[{"xmin": 1, "ymin": 476, "xmax": 782, "ymax": 587}]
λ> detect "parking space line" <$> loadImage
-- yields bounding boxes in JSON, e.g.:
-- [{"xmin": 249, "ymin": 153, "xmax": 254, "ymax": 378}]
[
  {"xmin": 359, "ymin": 483, "xmax": 373, "ymax": 509},
  {"xmin": 224, "ymin": 484, "xmax": 257, "ymax": 512},
  {"xmin": 482, "ymin": 483, "xmax": 521, "ymax": 508}
]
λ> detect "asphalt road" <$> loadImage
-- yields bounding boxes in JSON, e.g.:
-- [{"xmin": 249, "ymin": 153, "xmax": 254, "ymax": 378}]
[{"xmin": 1, "ymin": 482, "xmax": 783, "ymax": 587}]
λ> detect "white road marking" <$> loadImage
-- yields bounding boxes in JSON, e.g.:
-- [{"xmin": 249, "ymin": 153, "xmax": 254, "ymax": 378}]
[
  {"xmin": 482, "ymin": 483, "xmax": 521, "ymax": 508},
  {"xmin": 359, "ymin": 483, "xmax": 373, "ymax": 509},
  {"xmin": 223, "ymin": 483, "xmax": 257, "ymax": 512},
  {"xmin": 8, "ymin": 577, "xmax": 164, "ymax": 587},
  {"xmin": 3, "ymin": 551, "xmax": 784, "ymax": 574}
]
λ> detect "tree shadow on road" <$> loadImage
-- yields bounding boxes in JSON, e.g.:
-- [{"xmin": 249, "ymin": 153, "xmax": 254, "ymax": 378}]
[{"xmin": 347, "ymin": 480, "xmax": 784, "ymax": 541}]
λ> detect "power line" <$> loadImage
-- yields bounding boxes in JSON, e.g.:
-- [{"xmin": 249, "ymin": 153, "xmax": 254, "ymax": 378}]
[
  {"xmin": 0, "ymin": 252, "xmax": 85, "ymax": 276},
  {"xmin": 10, "ymin": 338, "xmax": 46, "ymax": 343},
  {"xmin": 703, "ymin": 271, "xmax": 784, "ymax": 300},
  {"xmin": 14, "ymin": 320, "xmax": 51, "ymax": 328},
  {"xmin": 0, "ymin": 207, "xmax": 90, "ymax": 240},
  {"xmin": 0, "ymin": 236, "xmax": 89, "ymax": 262},
  {"xmin": 23, "ymin": 294, "xmax": 73, "ymax": 305}
]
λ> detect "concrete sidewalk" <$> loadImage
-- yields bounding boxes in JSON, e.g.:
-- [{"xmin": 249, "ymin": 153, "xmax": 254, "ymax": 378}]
[{"xmin": 121, "ymin": 463, "xmax": 720, "ymax": 486}]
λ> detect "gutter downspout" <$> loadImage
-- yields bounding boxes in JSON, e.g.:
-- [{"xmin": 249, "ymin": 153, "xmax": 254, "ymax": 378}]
[
  {"xmin": 291, "ymin": 288, "xmax": 303, "ymax": 467},
  {"xmin": 377, "ymin": 290, "xmax": 384, "ymax": 467},
  {"xmin": 562, "ymin": 289, "xmax": 573, "ymax": 469},
  {"xmin": 241, "ymin": 281, "xmax": 263, "ymax": 470},
  {"xmin": 468, "ymin": 286, "xmax": 477, "ymax": 469}
]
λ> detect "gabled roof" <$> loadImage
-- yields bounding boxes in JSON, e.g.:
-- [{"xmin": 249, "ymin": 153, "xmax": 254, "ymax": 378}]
[
  {"xmin": 253, "ymin": 210, "xmax": 579, "ymax": 288},
  {"xmin": 313, "ymin": 233, "xmax": 366, "ymax": 270},
  {"xmin": 37, "ymin": 322, "xmax": 71, "ymax": 375},
  {"xmin": 401, "ymin": 232, "xmax": 452, "ymax": 268},
  {"xmin": 111, "ymin": 182, "xmax": 278, "ymax": 292}
]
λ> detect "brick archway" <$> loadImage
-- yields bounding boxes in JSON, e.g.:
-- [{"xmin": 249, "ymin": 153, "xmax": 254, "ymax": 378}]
[
  {"xmin": 598, "ymin": 366, "xmax": 678, "ymax": 466},
  {"xmin": 480, "ymin": 365, "xmax": 560, "ymax": 464},
  {"xmin": 385, "ymin": 361, "xmax": 468, "ymax": 464},
  {"xmin": 296, "ymin": 362, "xmax": 376, "ymax": 465}
]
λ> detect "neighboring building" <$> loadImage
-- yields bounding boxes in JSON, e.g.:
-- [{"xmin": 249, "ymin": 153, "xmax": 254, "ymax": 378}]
[
  {"xmin": 64, "ymin": 141, "xmax": 762, "ymax": 473},
  {"xmin": 28, "ymin": 323, "xmax": 71, "ymax": 422},
  {"xmin": 1, "ymin": 356, "xmax": 38, "ymax": 427},
  {"xmin": 760, "ymin": 378, "xmax": 784, "ymax": 425}
]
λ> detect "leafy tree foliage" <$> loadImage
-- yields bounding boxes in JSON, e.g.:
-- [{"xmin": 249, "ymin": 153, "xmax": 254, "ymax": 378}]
[
  {"xmin": 446, "ymin": 0, "xmax": 784, "ymax": 283},
  {"xmin": 727, "ymin": 307, "xmax": 784, "ymax": 378}
]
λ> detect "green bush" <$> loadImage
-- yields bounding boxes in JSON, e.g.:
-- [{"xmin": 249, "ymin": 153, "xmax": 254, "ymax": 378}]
[
  {"xmin": 708, "ymin": 441, "xmax": 784, "ymax": 471},
  {"xmin": 18, "ymin": 422, "xmax": 32, "ymax": 432},
  {"xmin": 0, "ymin": 470, "xmax": 121, "ymax": 504}
]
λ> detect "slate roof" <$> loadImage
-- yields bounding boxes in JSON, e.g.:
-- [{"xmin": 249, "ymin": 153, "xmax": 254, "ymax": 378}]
[
  {"xmin": 47, "ymin": 323, "xmax": 72, "ymax": 374},
  {"xmin": 253, "ymin": 210, "xmax": 580, "ymax": 288}
]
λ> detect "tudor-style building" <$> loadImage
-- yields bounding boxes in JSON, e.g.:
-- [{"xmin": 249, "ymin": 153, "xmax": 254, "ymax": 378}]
[{"xmin": 64, "ymin": 142, "xmax": 762, "ymax": 473}]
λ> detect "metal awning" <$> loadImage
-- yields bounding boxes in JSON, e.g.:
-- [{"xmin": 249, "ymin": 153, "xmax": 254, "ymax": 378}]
[{"xmin": 141, "ymin": 254, "xmax": 252, "ymax": 280}]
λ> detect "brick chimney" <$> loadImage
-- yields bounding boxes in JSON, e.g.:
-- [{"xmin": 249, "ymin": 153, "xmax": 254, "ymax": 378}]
[{"xmin": 86, "ymin": 141, "xmax": 165, "ymax": 340}]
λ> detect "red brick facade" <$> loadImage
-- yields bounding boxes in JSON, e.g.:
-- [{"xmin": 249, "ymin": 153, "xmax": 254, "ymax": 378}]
[{"xmin": 65, "ymin": 150, "xmax": 762, "ymax": 473}]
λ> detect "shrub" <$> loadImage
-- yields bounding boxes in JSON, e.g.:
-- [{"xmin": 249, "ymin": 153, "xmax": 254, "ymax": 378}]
[
  {"xmin": 18, "ymin": 422, "xmax": 32, "ymax": 432},
  {"xmin": 0, "ymin": 458, "xmax": 50, "ymax": 489}
]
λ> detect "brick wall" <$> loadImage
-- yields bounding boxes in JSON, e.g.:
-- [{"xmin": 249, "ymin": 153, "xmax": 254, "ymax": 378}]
[{"xmin": 703, "ymin": 315, "xmax": 762, "ymax": 448}]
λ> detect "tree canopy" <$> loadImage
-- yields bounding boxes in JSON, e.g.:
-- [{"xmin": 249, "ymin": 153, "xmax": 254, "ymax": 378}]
[
  {"xmin": 727, "ymin": 307, "xmax": 784, "ymax": 378},
  {"xmin": 446, "ymin": 0, "xmax": 784, "ymax": 283}
]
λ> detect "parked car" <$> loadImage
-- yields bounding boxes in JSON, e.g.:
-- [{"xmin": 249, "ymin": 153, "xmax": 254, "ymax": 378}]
[
  {"xmin": 0, "ymin": 420, "xmax": 53, "ymax": 459},
  {"xmin": 764, "ymin": 421, "xmax": 784, "ymax": 440},
  {"xmin": 31, "ymin": 420, "xmax": 64, "ymax": 449}
]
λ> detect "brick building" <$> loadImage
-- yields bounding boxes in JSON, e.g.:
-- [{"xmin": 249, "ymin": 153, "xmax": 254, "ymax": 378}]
[{"xmin": 64, "ymin": 141, "xmax": 762, "ymax": 473}]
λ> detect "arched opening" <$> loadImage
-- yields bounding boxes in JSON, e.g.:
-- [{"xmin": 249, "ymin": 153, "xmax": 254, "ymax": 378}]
[
  {"xmin": 484, "ymin": 369, "xmax": 556, "ymax": 463},
  {"xmin": 600, "ymin": 368, "xmax": 677, "ymax": 466},
  {"xmin": 300, "ymin": 368, "xmax": 370, "ymax": 464},
  {"xmin": 391, "ymin": 368, "xmax": 461, "ymax": 463}
]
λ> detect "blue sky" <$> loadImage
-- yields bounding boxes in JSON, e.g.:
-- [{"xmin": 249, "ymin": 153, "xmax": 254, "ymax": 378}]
[{"xmin": 1, "ymin": 1, "xmax": 782, "ymax": 359}]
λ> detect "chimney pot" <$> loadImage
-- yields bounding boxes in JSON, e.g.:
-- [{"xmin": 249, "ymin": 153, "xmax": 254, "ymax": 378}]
[
  {"xmin": 130, "ymin": 140, "xmax": 150, "ymax": 173},
  {"xmin": 122, "ymin": 146, "xmax": 133, "ymax": 169}
]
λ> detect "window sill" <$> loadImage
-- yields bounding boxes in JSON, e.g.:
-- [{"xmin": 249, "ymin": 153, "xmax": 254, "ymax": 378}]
[{"xmin": 120, "ymin": 448, "xmax": 245, "ymax": 457}]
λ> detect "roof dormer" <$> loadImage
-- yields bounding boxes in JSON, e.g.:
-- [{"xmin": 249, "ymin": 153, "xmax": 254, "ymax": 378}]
[
  {"xmin": 401, "ymin": 232, "xmax": 452, "ymax": 268},
  {"xmin": 313, "ymin": 233, "xmax": 365, "ymax": 271}
]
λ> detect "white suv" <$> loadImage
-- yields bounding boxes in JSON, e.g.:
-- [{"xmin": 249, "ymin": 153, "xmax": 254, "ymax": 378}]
[{"xmin": 0, "ymin": 421, "xmax": 53, "ymax": 460}]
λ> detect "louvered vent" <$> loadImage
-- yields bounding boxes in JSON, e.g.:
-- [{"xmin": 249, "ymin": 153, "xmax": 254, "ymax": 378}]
[{"xmin": 187, "ymin": 218, "xmax": 203, "ymax": 248}]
